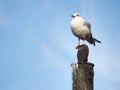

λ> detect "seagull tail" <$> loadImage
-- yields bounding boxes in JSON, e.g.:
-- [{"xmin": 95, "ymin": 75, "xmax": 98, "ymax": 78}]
[
  {"xmin": 93, "ymin": 38, "xmax": 101, "ymax": 43},
  {"xmin": 87, "ymin": 37, "xmax": 101, "ymax": 46}
]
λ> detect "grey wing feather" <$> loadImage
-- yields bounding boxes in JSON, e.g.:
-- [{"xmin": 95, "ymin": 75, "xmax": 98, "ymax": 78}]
[
  {"xmin": 83, "ymin": 21, "xmax": 91, "ymax": 30},
  {"xmin": 83, "ymin": 21, "xmax": 95, "ymax": 45},
  {"xmin": 83, "ymin": 20, "xmax": 92, "ymax": 37},
  {"xmin": 83, "ymin": 20, "xmax": 101, "ymax": 45}
]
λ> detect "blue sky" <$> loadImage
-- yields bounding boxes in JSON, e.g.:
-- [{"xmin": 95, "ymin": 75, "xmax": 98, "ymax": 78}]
[{"xmin": 0, "ymin": 0, "xmax": 120, "ymax": 90}]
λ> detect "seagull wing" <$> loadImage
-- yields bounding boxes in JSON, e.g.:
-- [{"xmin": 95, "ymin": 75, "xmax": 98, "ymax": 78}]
[
  {"xmin": 83, "ymin": 20, "xmax": 101, "ymax": 45},
  {"xmin": 83, "ymin": 20, "xmax": 91, "ymax": 30},
  {"xmin": 83, "ymin": 20, "xmax": 93, "ymax": 39}
]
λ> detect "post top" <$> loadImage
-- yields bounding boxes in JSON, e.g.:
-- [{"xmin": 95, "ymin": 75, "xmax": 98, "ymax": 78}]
[
  {"xmin": 77, "ymin": 44, "xmax": 89, "ymax": 63},
  {"xmin": 71, "ymin": 62, "xmax": 94, "ymax": 67},
  {"xmin": 78, "ymin": 62, "xmax": 94, "ymax": 67}
]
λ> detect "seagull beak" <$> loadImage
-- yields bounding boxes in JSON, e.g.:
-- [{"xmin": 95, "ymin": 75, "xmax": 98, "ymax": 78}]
[{"xmin": 71, "ymin": 15, "xmax": 74, "ymax": 17}]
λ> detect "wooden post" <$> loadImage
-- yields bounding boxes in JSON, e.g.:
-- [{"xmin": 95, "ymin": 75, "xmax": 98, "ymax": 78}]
[{"xmin": 71, "ymin": 44, "xmax": 94, "ymax": 90}]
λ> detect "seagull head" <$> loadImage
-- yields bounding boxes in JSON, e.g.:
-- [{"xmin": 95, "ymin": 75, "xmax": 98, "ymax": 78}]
[{"xmin": 71, "ymin": 13, "xmax": 80, "ymax": 18}]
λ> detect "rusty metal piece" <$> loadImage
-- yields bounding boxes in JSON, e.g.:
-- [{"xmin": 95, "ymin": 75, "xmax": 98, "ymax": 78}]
[{"xmin": 77, "ymin": 44, "xmax": 89, "ymax": 63}]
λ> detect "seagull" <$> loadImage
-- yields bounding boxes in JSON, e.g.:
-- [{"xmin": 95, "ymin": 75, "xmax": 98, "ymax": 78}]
[{"xmin": 71, "ymin": 13, "xmax": 101, "ymax": 49}]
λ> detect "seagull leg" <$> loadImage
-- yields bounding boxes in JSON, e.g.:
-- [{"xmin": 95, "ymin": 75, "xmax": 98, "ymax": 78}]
[
  {"xmin": 76, "ymin": 38, "xmax": 81, "ymax": 49},
  {"xmin": 83, "ymin": 35, "xmax": 85, "ymax": 44}
]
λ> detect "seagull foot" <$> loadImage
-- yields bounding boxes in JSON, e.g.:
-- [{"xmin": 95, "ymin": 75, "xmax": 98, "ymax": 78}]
[{"xmin": 76, "ymin": 45, "xmax": 81, "ymax": 49}]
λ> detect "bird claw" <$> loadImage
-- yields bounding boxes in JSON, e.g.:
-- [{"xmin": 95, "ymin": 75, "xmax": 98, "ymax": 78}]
[{"xmin": 76, "ymin": 45, "xmax": 81, "ymax": 49}]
